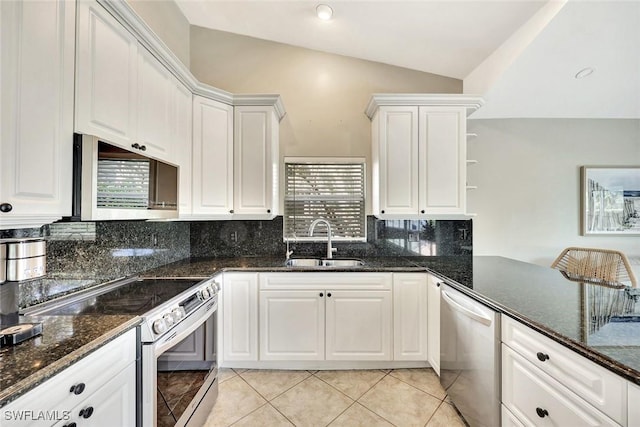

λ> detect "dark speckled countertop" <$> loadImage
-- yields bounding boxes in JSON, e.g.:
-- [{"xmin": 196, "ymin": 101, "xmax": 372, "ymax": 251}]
[
  {"xmin": 145, "ymin": 255, "xmax": 640, "ymax": 385},
  {"xmin": 0, "ymin": 315, "xmax": 140, "ymax": 407},
  {"xmin": 4, "ymin": 254, "xmax": 639, "ymax": 408}
]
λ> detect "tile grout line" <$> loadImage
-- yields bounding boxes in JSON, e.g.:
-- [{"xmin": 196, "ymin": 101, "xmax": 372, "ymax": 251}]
[
  {"xmin": 353, "ymin": 370, "xmax": 400, "ymax": 426},
  {"xmin": 386, "ymin": 370, "xmax": 447, "ymax": 402}
]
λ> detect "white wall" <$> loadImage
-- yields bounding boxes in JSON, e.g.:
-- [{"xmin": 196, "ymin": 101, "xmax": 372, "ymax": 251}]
[
  {"xmin": 126, "ymin": 0, "xmax": 190, "ymax": 67},
  {"xmin": 468, "ymin": 118, "xmax": 640, "ymax": 269},
  {"xmin": 189, "ymin": 27, "xmax": 461, "ymax": 213}
]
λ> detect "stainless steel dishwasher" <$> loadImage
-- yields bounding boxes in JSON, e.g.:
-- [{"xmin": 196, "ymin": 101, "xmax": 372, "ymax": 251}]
[{"xmin": 440, "ymin": 284, "xmax": 500, "ymax": 427}]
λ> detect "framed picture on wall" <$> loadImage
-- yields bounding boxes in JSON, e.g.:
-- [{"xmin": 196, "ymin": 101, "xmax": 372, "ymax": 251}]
[{"xmin": 581, "ymin": 166, "xmax": 640, "ymax": 235}]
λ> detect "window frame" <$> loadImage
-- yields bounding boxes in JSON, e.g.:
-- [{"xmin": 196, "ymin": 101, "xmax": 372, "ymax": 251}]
[{"xmin": 283, "ymin": 157, "xmax": 367, "ymax": 243}]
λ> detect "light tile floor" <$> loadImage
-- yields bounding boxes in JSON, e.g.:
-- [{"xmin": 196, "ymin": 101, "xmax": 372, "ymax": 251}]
[{"xmin": 204, "ymin": 368, "xmax": 466, "ymax": 427}]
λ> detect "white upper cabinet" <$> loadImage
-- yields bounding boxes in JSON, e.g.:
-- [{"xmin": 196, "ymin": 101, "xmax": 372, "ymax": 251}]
[
  {"xmin": 191, "ymin": 95, "xmax": 234, "ymax": 217},
  {"xmin": 137, "ymin": 46, "xmax": 174, "ymax": 160},
  {"xmin": 173, "ymin": 79, "xmax": 193, "ymax": 216},
  {"xmin": 367, "ymin": 95, "xmax": 484, "ymax": 219},
  {"xmin": 233, "ymin": 106, "xmax": 279, "ymax": 219},
  {"xmin": 372, "ymin": 106, "xmax": 420, "ymax": 216},
  {"xmin": 75, "ymin": 0, "xmax": 138, "ymax": 149},
  {"xmin": 0, "ymin": 0, "xmax": 75, "ymax": 229},
  {"xmin": 419, "ymin": 107, "xmax": 466, "ymax": 215},
  {"xmin": 190, "ymin": 102, "xmax": 281, "ymax": 219}
]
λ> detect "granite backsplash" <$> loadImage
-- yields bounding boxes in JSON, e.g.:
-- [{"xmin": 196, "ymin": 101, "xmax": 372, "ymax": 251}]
[
  {"xmin": 190, "ymin": 216, "xmax": 472, "ymax": 258},
  {"xmin": 6, "ymin": 221, "xmax": 190, "ymax": 307},
  {"xmin": 3, "ymin": 216, "xmax": 471, "ymax": 307}
]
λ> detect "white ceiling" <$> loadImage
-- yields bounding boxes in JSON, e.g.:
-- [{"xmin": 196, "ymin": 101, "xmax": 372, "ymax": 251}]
[{"xmin": 175, "ymin": 0, "xmax": 640, "ymax": 119}]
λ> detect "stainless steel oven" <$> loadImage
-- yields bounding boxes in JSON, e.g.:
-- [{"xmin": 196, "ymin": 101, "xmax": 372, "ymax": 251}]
[
  {"xmin": 25, "ymin": 276, "xmax": 220, "ymax": 427},
  {"xmin": 140, "ymin": 278, "xmax": 219, "ymax": 427}
]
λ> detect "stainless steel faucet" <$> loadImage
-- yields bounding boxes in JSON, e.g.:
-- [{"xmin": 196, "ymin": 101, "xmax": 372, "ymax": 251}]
[{"xmin": 309, "ymin": 218, "xmax": 337, "ymax": 259}]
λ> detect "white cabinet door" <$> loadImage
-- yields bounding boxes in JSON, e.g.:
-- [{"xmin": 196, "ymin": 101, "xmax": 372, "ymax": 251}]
[
  {"xmin": 0, "ymin": 0, "xmax": 75, "ymax": 229},
  {"xmin": 173, "ymin": 79, "xmax": 193, "ymax": 216},
  {"xmin": 233, "ymin": 106, "xmax": 279, "ymax": 219},
  {"xmin": 137, "ymin": 46, "xmax": 174, "ymax": 161},
  {"xmin": 192, "ymin": 95, "xmax": 234, "ymax": 217},
  {"xmin": 426, "ymin": 275, "xmax": 441, "ymax": 374},
  {"xmin": 629, "ymin": 382, "xmax": 640, "ymax": 426},
  {"xmin": 372, "ymin": 106, "xmax": 419, "ymax": 217},
  {"xmin": 502, "ymin": 316, "xmax": 625, "ymax": 424},
  {"xmin": 260, "ymin": 290, "xmax": 325, "ymax": 361},
  {"xmin": 419, "ymin": 107, "xmax": 466, "ymax": 215},
  {"xmin": 221, "ymin": 273, "xmax": 258, "ymax": 362},
  {"xmin": 502, "ymin": 345, "xmax": 619, "ymax": 427},
  {"xmin": 63, "ymin": 362, "xmax": 137, "ymax": 427},
  {"xmin": 326, "ymin": 290, "xmax": 392, "ymax": 361},
  {"xmin": 75, "ymin": 0, "xmax": 138, "ymax": 149},
  {"xmin": 393, "ymin": 273, "xmax": 428, "ymax": 361}
]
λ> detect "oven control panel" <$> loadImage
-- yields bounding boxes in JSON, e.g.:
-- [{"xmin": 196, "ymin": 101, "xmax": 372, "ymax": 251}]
[{"xmin": 146, "ymin": 278, "xmax": 219, "ymax": 339}]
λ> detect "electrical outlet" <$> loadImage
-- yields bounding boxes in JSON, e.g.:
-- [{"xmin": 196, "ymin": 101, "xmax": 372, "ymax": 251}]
[{"xmin": 230, "ymin": 231, "xmax": 238, "ymax": 242}]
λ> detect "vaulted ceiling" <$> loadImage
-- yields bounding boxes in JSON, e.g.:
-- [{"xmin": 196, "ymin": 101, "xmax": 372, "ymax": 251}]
[{"xmin": 175, "ymin": 1, "xmax": 640, "ymax": 119}]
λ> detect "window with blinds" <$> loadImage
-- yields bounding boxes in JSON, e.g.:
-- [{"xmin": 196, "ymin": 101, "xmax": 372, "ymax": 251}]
[
  {"xmin": 284, "ymin": 159, "xmax": 366, "ymax": 241},
  {"xmin": 97, "ymin": 159, "xmax": 150, "ymax": 208}
]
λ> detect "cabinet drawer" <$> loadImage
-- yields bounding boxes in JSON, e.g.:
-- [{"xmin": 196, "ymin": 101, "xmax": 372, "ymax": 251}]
[
  {"xmin": 2, "ymin": 328, "xmax": 136, "ymax": 426},
  {"xmin": 259, "ymin": 273, "xmax": 391, "ymax": 291},
  {"xmin": 502, "ymin": 316, "xmax": 625, "ymax": 424},
  {"xmin": 502, "ymin": 345, "xmax": 619, "ymax": 427},
  {"xmin": 502, "ymin": 404, "xmax": 525, "ymax": 427}
]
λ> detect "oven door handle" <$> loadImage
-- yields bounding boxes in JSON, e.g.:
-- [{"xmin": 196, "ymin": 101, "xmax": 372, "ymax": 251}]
[{"xmin": 154, "ymin": 299, "xmax": 217, "ymax": 356}]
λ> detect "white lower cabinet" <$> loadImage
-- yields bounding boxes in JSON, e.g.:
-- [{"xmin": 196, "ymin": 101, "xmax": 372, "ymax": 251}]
[
  {"xmin": 629, "ymin": 382, "xmax": 640, "ymax": 426},
  {"xmin": 426, "ymin": 274, "xmax": 441, "ymax": 374},
  {"xmin": 326, "ymin": 290, "xmax": 392, "ymax": 361},
  {"xmin": 2, "ymin": 328, "xmax": 136, "ymax": 427},
  {"xmin": 260, "ymin": 290, "xmax": 325, "ymax": 361},
  {"xmin": 502, "ymin": 404, "xmax": 525, "ymax": 427},
  {"xmin": 258, "ymin": 273, "xmax": 392, "ymax": 362},
  {"xmin": 56, "ymin": 362, "xmax": 136, "ymax": 427},
  {"xmin": 393, "ymin": 273, "xmax": 428, "ymax": 361},
  {"xmin": 502, "ymin": 345, "xmax": 618, "ymax": 427},
  {"xmin": 502, "ymin": 316, "xmax": 625, "ymax": 425},
  {"xmin": 220, "ymin": 272, "xmax": 259, "ymax": 363}
]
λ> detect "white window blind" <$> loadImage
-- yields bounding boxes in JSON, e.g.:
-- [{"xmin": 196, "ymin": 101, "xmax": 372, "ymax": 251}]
[
  {"xmin": 284, "ymin": 159, "xmax": 366, "ymax": 241},
  {"xmin": 97, "ymin": 159, "xmax": 150, "ymax": 208}
]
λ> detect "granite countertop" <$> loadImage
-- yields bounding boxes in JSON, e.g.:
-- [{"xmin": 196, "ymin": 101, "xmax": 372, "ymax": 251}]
[
  {"xmin": 0, "ymin": 314, "xmax": 140, "ymax": 407},
  {"xmin": 5, "ymin": 254, "xmax": 639, "ymax": 407},
  {"xmin": 144, "ymin": 255, "xmax": 640, "ymax": 385}
]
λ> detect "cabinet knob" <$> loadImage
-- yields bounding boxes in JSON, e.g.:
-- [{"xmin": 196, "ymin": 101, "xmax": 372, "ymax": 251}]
[
  {"xmin": 327, "ymin": 292, "xmax": 332, "ymax": 297},
  {"xmin": 436, "ymin": 282, "xmax": 441, "ymax": 287},
  {"xmin": 229, "ymin": 209, "xmax": 234, "ymax": 214},
  {"xmin": 536, "ymin": 407, "xmax": 549, "ymax": 418},
  {"xmin": 381, "ymin": 210, "xmax": 385, "ymax": 214},
  {"xmin": 70, "ymin": 382, "xmax": 86, "ymax": 395},
  {"xmin": 140, "ymin": 145, "xmax": 147, "ymax": 151},
  {"xmin": 79, "ymin": 406, "xmax": 94, "ymax": 419},
  {"xmin": 267, "ymin": 209, "xmax": 271, "ymax": 213},
  {"xmin": 319, "ymin": 292, "xmax": 324, "ymax": 297},
  {"xmin": 0, "ymin": 203, "xmax": 12, "ymax": 213},
  {"xmin": 421, "ymin": 210, "xmax": 425, "ymax": 214},
  {"xmin": 536, "ymin": 352, "xmax": 550, "ymax": 362}
]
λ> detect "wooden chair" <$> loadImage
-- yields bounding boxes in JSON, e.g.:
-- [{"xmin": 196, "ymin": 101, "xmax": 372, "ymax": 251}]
[{"xmin": 551, "ymin": 247, "xmax": 637, "ymax": 288}]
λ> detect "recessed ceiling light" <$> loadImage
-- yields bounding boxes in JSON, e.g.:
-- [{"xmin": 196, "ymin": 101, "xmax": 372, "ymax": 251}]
[
  {"xmin": 316, "ymin": 4, "xmax": 333, "ymax": 21},
  {"xmin": 575, "ymin": 67, "xmax": 595, "ymax": 79}
]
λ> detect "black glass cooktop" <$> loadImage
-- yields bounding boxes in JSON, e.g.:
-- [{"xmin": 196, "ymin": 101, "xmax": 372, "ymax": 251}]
[{"xmin": 41, "ymin": 279, "xmax": 200, "ymax": 316}]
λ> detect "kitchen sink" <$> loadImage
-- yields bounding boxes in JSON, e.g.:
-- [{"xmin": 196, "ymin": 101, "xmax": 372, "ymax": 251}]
[{"xmin": 284, "ymin": 258, "xmax": 365, "ymax": 268}]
